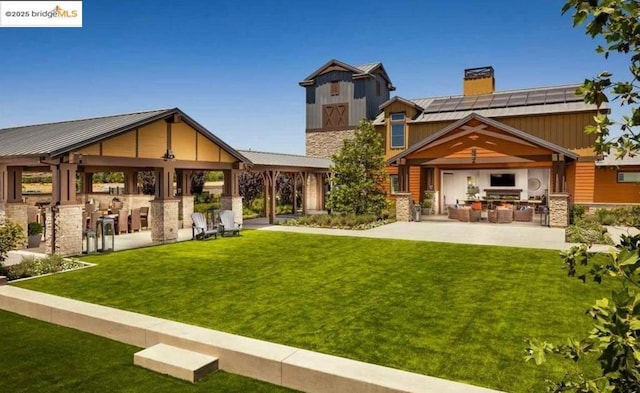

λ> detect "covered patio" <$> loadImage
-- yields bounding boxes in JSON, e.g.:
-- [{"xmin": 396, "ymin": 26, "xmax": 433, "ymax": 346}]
[
  {"xmin": 0, "ymin": 108, "xmax": 248, "ymax": 256},
  {"xmin": 388, "ymin": 113, "xmax": 575, "ymax": 227}
]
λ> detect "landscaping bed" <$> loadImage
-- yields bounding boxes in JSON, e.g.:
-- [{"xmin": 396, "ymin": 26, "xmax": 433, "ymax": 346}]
[{"xmin": 15, "ymin": 231, "xmax": 611, "ymax": 393}]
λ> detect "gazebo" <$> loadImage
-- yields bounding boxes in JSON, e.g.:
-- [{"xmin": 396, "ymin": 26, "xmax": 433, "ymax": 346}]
[{"xmin": 0, "ymin": 108, "xmax": 248, "ymax": 255}]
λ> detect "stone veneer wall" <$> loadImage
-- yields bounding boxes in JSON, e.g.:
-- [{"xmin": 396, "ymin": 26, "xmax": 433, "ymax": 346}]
[
  {"xmin": 180, "ymin": 196, "xmax": 194, "ymax": 228},
  {"xmin": 221, "ymin": 196, "xmax": 243, "ymax": 226},
  {"xmin": 150, "ymin": 199, "xmax": 179, "ymax": 244},
  {"xmin": 45, "ymin": 205, "xmax": 83, "ymax": 256},
  {"xmin": 395, "ymin": 193, "xmax": 413, "ymax": 222},
  {"xmin": 4, "ymin": 203, "xmax": 28, "ymax": 239},
  {"xmin": 306, "ymin": 129, "xmax": 355, "ymax": 157},
  {"xmin": 549, "ymin": 193, "xmax": 569, "ymax": 228}
]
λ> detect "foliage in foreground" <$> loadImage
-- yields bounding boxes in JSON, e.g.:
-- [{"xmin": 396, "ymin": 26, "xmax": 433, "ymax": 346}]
[
  {"xmin": 0, "ymin": 254, "xmax": 84, "ymax": 281},
  {"xmin": 526, "ymin": 238, "xmax": 640, "ymax": 392},
  {"xmin": 327, "ymin": 119, "xmax": 388, "ymax": 216},
  {"xmin": 0, "ymin": 219, "xmax": 25, "ymax": 264}
]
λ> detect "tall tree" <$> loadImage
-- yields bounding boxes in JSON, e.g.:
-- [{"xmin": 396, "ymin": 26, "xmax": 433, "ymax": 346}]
[
  {"xmin": 525, "ymin": 3, "xmax": 640, "ymax": 392},
  {"xmin": 239, "ymin": 172, "xmax": 263, "ymax": 207},
  {"xmin": 326, "ymin": 119, "xmax": 387, "ymax": 216}
]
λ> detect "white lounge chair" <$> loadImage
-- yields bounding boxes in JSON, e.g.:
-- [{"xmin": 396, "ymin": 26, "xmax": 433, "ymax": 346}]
[
  {"xmin": 191, "ymin": 212, "xmax": 218, "ymax": 240},
  {"xmin": 218, "ymin": 210, "xmax": 241, "ymax": 236}
]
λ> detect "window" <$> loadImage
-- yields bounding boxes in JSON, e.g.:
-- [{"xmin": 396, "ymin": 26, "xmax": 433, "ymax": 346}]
[
  {"xmin": 376, "ymin": 80, "xmax": 381, "ymax": 96},
  {"xmin": 390, "ymin": 113, "xmax": 406, "ymax": 148},
  {"xmin": 322, "ymin": 104, "xmax": 348, "ymax": 128},
  {"xmin": 390, "ymin": 174, "xmax": 399, "ymax": 194},
  {"xmin": 618, "ymin": 171, "xmax": 640, "ymax": 183},
  {"xmin": 330, "ymin": 80, "xmax": 339, "ymax": 96}
]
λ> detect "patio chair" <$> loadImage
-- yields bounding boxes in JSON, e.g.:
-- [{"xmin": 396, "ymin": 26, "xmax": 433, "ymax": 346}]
[
  {"xmin": 130, "ymin": 208, "xmax": 141, "ymax": 232},
  {"xmin": 447, "ymin": 206, "xmax": 459, "ymax": 220},
  {"xmin": 218, "ymin": 210, "xmax": 241, "ymax": 236},
  {"xmin": 98, "ymin": 201, "xmax": 109, "ymax": 211},
  {"xmin": 191, "ymin": 212, "xmax": 217, "ymax": 240},
  {"xmin": 496, "ymin": 207, "xmax": 513, "ymax": 224},
  {"xmin": 117, "ymin": 209, "xmax": 129, "ymax": 234},
  {"xmin": 514, "ymin": 207, "xmax": 534, "ymax": 222},
  {"xmin": 457, "ymin": 207, "xmax": 481, "ymax": 223},
  {"xmin": 140, "ymin": 207, "xmax": 149, "ymax": 229},
  {"xmin": 488, "ymin": 209, "xmax": 497, "ymax": 223}
]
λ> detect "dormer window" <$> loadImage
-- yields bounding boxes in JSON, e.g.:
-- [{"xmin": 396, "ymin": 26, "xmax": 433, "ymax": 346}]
[
  {"xmin": 330, "ymin": 81, "xmax": 339, "ymax": 96},
  {"xmin": 390, "ymin": 113, "xmax": 406, "ymax": 148}
]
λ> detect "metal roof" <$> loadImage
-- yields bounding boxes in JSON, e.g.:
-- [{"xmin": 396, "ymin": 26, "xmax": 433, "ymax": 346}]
[
  {"xmin": 0, "ymin": 109, "xmax": 171, "ymax": 157},
  {"xmin": 387, "ymin": 112, "xmax": 578, "ymax": 165},
  {"xmin": 354, "ymin": 62, "xmax": 381, "ymax": 74},
  {"xmin": 238, "ymin": 150, "xmax": 331, "ymax": 169},
  {"xmin": 373, "ymin": 84, "xmax": 602, "ymax": 125},
  {"xmin": 0, "ymin": 108, "xmax": 251, "ymax": 164}
]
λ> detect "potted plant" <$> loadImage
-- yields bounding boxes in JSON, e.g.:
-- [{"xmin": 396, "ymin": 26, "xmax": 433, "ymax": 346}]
[
  {"xmin": 27, "ymin": 222, "xmax": 43, "ymax": 248},
  {"xmin": 423, "ymin": 191, "xmax": 435, "ymax": 215}
]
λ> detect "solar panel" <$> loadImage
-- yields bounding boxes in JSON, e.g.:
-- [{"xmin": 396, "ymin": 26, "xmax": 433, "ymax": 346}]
[
  {"xmin": 507, "ymin": 94, "xmax": 527, "ymax": 107},
  {"xmin": 526, "ymin": 93, "xmax": 546, "ymax": 105},
  {"xmin": 490, "ymin": 95, "xmax": 510, "ymax": 108},
  {"xmin": 471, "ymin": 95, "xmax": 494, "ymax": 110},
  {"xmin": 423, "ymin": 98, "xmax": 448, "ymax": 113},
  {"xmin": 437, "ymin": 97, "xmax": 463, "ymax": 112},
  {"xmin": 456, "ymin": 96, "xmax": 478, "ymax": 111}
]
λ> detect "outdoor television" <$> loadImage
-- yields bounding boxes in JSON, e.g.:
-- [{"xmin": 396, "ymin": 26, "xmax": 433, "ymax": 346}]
[{"xmin": 490, "ymin": 173, "xmax": 516, "ymax": 187}]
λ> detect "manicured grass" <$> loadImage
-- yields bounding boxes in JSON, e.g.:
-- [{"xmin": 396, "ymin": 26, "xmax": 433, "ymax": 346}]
[
  {"xmin": 0, "ymin": 310, "xmax": 294, "ymax": 393},
  {"xmin": 15, "ymin": 231, "xmax": 612, "ymax": 392}
]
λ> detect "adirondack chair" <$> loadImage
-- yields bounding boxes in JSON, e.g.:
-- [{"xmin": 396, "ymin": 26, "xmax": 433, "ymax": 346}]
[
  {"xmin": 191, "ymin": 212, "xmax": 217, "ymax": 240},
  {"xmin": 218, "ymin": 210, "xmax": 241, "ymax": 236}
]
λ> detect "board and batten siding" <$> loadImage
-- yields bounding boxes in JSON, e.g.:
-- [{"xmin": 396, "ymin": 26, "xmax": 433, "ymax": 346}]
[
  {"xmin": 406, "ymin": 112, "xmax": 598, "ymax": 152},
  {"xmin": 572, "ymin": 161, "xmax": 596, "ymax": 203},
  {"xmin": 305, "ymin": 71, "xmax": 367, "ymax": 130}
]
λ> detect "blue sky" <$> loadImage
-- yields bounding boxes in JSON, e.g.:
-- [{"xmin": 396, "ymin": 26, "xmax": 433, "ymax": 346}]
[{"xmin": 0, "ymin": 0, "xmax": 630, "ymax": 154}]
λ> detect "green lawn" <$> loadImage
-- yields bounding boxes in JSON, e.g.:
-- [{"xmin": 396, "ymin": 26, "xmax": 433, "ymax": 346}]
[
  {"xmin": 14, "ymin": 231, "xmax": 611, "ymax": 392},
  {"xmin": 0, "ymin": 310, "xmax": 294, "ymax": 393}
]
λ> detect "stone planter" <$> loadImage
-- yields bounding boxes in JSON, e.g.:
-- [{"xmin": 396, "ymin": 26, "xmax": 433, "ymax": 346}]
[{"xmin": 27, "ymin": 234, "xmax": 41, "ymax": 248}]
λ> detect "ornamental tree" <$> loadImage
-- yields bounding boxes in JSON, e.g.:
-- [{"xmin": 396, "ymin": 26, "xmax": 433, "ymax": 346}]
[
  {"xmin": 326, "ymin": 119, "xmax": 388, "ymax": 216},
  {"xmin": 0, "ymin": 219, "xmax": 25, "ymax": 264},
  {"xmin": 525, "ymin": 2, "xmax": 640, "ymax": 392}
]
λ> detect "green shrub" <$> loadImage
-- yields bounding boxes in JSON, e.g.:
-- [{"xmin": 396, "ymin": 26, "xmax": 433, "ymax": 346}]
[
  {"xmin": 569, "ymin": 204, "xmax": 585, "ymax": 224},
  {"xmin": 27, "ymin": 222, "xmax": 43, "ymax": 236},
  {"xmin": 0, "ymin": 255, "xmax": 83, "ymax": 280},
  {"xmin": 0, "ymin": 219, "xmax": 25, "ymax": 264},
  {"xmin": 282, "ymin": 213, "xmax": 393, "ymax": 230},
  {"xmin": 250, "ymin": 197, "xmax": 264, "ymax": 214},
  {"xmin": 566, "ymin": 219, "xmax": 614, "ymax": 245}
]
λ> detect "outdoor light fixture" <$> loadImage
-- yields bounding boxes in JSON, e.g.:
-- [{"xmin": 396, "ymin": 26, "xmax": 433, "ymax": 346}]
[
  {"xmin": 163, "ymin": 149, "xmax": 175, "ymax": 161},
  {"xmin": 471, "ymin": 147, "xmax": 477, "ymax": 163}
]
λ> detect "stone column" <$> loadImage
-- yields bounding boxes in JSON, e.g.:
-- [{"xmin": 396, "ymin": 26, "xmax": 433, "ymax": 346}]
[
  {"xmin": 549, "ymin": 193, "xmax": 569, "ymax": 228},
  {"xmin": 395, "ymin": 193, "xmax": 413, "ymax": 222},
  {"xmin": 45, "ymin": 205, "xmax": 83, "ymax": 256},
  {"xmin": 179, "ymin": 195, "xmax": 195, "ymax": 228},
  {"xmin": 221, "ymin": 196, "xmax": 243, "ymax": 226},
  {"xmin": 150, "ymin": 199, "xmax": 179, "ymax": 244},
  {"xmin": 5, "ymin": 202, "xmax": 28, "ymax": 238}
]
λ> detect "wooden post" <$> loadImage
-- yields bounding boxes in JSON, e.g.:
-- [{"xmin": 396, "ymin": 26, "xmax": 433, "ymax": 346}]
[
  {"xmin": 293, "ymin": 173, "xmax": 298, "ymax": 214},
  {"xmin": 270, "ymin": 170, "xmax": 279, "ymax": 224},
  {"xmin": 51, "ymin": 163, "xmax": 78, "ymax": 205},
  {"xmin": 155, "ymin": 166, "xmax": 174, "ymax": 200},
  {"xmin": 301, "ymin": 172, "xmax": 307, "ymax": 215},
  {"xmin": 124, "ymin": 171, "xmax": 138, "ymax": 195},
  {"xmin": 82, "ymin": 172, "xmax": 94, "ymax": 194},
  {"xmin": 0, "ymin": 165, "xmax": 7, "ymax": 203},
  {"xmin": 7, "ymin": 167, "xmax": 23, "ymax": 203}
]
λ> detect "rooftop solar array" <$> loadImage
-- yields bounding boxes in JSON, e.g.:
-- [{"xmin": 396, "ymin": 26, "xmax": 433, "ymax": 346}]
[{"xmin": 422, "ymin": 86, "xmax": 582, "ymax": 114}]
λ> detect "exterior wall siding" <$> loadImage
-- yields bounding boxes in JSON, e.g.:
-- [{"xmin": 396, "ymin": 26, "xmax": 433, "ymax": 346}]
[
  {"xmin": 405, "ymin": 112, "xmax": 598, "ymax": 154},
  {"xmin": 304, "ymin": 71, "xmax": 367, "ymax": 130},
  {"xmin": 409, "ymin": 166, "xmax": 421, "ymax": 203},
  {"xmin": 594, "ymin": 166, "xmax": 640, "ymax": 203},
  {"xmin": 573, "ymin": 161, "xmax": 596, "ymax": 203}
]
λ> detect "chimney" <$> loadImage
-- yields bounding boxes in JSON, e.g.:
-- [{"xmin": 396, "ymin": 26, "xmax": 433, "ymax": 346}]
[{"xmin": 463, "ymin": 66, "xmax": 495, "ymax": 96}]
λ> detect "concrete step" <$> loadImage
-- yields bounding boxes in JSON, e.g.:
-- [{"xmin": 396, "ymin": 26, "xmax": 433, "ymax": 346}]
[{"xmin": 134, "ymin": 343, "xmax": 218, "ymax": 383}]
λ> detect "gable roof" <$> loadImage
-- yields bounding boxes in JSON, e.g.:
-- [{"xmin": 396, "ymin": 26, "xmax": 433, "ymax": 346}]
[
  {"xmin": 379, "ymin": 96, "xmax": 425, "ymax": 112},
  {"xmin": 0, "ymin": 108, "xmax": 250, "ymax": 163},
  {"xmin": 387, "ymin": 112, "xmax": 578, "ymax": 165},
  {"xmin": 299, "ymin": 59, "xmax": 394, "ymax": 87},
  {"xmin": 374, "ymin": 84, "xmax": 605, "ymax": 125},
  {"xmin": 238, "ymin": 150, "xmax": 331, "ymax": 170}
]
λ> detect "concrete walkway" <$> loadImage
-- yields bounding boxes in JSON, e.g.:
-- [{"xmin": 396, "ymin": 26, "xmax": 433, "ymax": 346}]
[{"xmin": 260, "ymin": 220, "xmax": 569, "ymax": 250}]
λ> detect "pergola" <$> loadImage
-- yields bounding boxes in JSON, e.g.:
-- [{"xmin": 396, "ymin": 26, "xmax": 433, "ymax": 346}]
[
  {"xmin": 0, "ymin": 108, "xmax": 247, "ymax": 256},
  {"xmin": 238, "ymin": 150, "xmax": 331, "ymax": 224}
]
